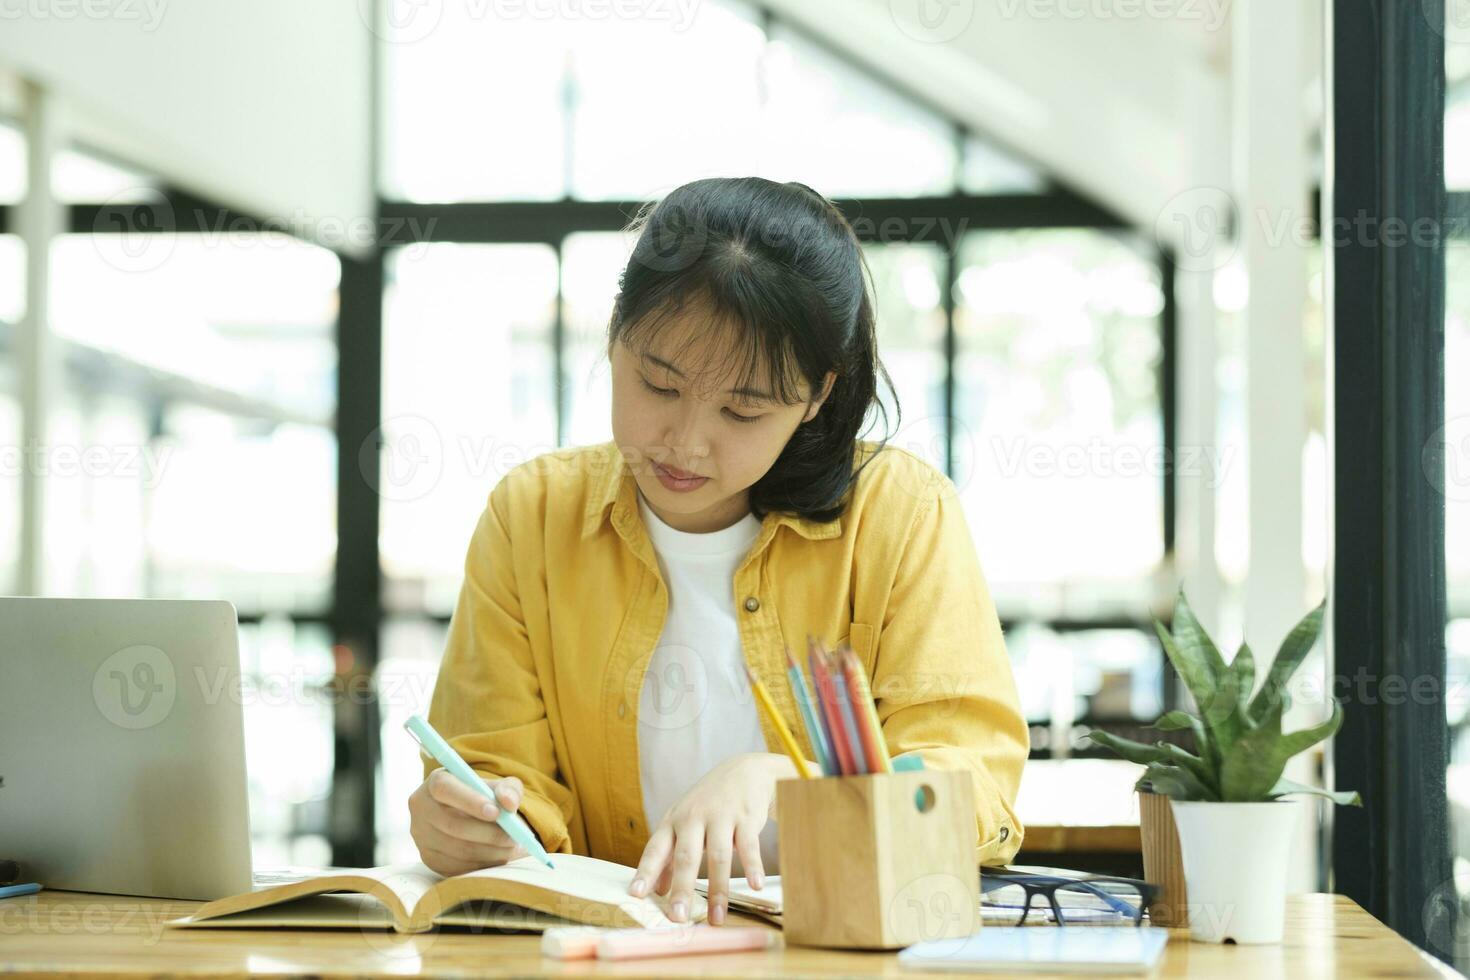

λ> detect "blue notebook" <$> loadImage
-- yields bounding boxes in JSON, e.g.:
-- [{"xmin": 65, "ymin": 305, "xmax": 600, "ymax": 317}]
[{"xmin": 898, "ymin": 926, "xmax": 1169, "ymax": 974}]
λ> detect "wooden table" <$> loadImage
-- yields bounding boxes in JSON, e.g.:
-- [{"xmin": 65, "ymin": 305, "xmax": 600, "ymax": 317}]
[
  {"xmin": 1016, "ymin": 758, "xmax": 1145, "ymax": 855},
  {"xmin": 0, "ymin": 889, "xmax": 1455, "ymax": 978}
]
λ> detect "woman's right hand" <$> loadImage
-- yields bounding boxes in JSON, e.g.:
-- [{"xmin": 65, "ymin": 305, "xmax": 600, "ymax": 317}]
[{"xmin": 408, "ymin": 769, "xmax": 530, "ymax": 876}]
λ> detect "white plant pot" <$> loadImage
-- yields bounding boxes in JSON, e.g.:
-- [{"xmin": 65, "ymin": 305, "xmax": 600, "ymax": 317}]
[{"xmin": 1169, "ymin": 799, "xmax": 1301, "ymax": 944}]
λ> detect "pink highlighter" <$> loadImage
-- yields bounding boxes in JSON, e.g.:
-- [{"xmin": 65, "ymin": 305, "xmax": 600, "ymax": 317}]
[{"xmin": 541, "ymin": 924, "xmax": 776, "ymax": 961}]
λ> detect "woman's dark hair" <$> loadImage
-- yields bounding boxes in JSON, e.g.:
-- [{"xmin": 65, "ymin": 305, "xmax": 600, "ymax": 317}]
[{"xmin": 607, "ymin": 176, "xmax": 898, "ymax": 523}]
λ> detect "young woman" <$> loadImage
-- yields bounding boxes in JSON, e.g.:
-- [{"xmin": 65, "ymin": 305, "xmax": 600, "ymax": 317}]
[{"xmin": 409, "ymin": 177, "xmax": 1028, "ymax": 927}]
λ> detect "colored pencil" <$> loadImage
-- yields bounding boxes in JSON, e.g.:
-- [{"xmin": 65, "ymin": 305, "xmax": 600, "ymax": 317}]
[
  {"xmin": 743, "ymin": 664, "xmax": 812, "ymax": 779},
  {"xmin": 810, "ymin": 640, "xmax": 857, "ymax": 775},
  {"xmin": 786, "ymin": 644, "xmax": 834, "ymax": 776},
  {"xmin": 827, "ymin": 646, "xmax": 870, "ymax": 774},
  {"xmin": 806, "ymin": 638, "xmax": 843, "ymax": 776},
  {"xmin": 838, "ymin": 643, "xmax": 893, "ymax": 774}
]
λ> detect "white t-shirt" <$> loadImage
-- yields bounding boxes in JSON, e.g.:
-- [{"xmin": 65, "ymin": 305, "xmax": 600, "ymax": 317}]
[{"xmin": 635, "ymin": 487, "xmax": 781, "ymax": 877}]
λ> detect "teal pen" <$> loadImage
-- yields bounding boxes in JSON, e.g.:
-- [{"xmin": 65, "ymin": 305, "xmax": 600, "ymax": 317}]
[
  {"xmin": 404, "ymin": 714, "xmax": 555, "ymax": 870},
  {"xmin": 0, "ymin": 883, "xmax": 40, "ymax": 899}
]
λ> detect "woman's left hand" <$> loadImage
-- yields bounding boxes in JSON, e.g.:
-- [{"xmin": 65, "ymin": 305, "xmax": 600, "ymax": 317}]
[{"xmin": 626, "ymin": 752, "xmax": 801, "ymax": 925}]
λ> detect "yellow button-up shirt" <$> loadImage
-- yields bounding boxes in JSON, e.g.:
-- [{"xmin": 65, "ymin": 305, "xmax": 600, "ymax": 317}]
[{"xmin": 424, "ymin": 439, "xmax": 1029, "ymax": 868}]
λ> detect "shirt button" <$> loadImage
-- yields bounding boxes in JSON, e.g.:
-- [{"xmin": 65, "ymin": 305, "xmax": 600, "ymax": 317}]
[
  {"xmin": 999, "ymin": 826, "xmax": 1010, "ymax": 842},
  {"xmin": 617, "ymin": 700, "xmax": 627, "ymax": 719},
  {"xmin": 743, "ymin": 596, "xmax": 760, "ymax": 613},
  {"xmin": 627, "ymin": 818, "xmax": 636, "ymax": 830}
]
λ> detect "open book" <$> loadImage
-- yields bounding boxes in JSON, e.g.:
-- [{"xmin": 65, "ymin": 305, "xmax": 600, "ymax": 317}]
[{"xmin": 166, "ymin": 854, "xmax": 706, "ymax": 934}]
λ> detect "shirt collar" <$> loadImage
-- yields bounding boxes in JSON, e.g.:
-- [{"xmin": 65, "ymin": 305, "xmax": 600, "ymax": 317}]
[{"xmin": 581, "ymin": 441, "xmax": 843, "ymax": 541}]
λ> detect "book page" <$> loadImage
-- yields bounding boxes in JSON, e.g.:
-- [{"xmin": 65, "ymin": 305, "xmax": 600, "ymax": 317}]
[
  {"xmin": 348, "ymin": 863, "xmax": 444, "ymax": 912},
  {"xmin": 433, "ymin": 899, "xmax": 585, "ymax": 933},
  {"xmin": 429, "ymin": 853, "xmax": 703, "ymax": 929},
  {"xmin": 174, "ymin": 893, "xmax": 400, "ymax": 930},
  {"xmin": 172, "ymin": 863, "xmax": 443, "ymax": 932}
]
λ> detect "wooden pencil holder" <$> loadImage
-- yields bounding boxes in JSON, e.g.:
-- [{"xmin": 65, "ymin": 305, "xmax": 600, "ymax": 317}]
[{"xmin": 775, "ymin": 769, "xmax": 979, "ymax": 949}]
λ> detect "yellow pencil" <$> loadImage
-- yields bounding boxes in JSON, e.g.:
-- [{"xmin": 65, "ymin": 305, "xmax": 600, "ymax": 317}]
[{"xmin": 744, "ymin": 663, "xmax": 813, "ymax": 779}]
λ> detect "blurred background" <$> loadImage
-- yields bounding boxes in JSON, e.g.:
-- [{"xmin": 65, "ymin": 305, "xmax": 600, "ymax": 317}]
[{"xmin": 0, "ymin": 0, "xmax": 1464, "ymax": 956}]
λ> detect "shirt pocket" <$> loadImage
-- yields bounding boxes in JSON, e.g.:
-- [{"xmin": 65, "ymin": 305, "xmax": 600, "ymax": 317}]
[{"xmin": 836, "ymin": 622, "xmax": 877, "ymax": 676}]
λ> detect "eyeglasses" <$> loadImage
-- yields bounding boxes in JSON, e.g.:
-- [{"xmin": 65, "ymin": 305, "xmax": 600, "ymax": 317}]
[{"xmin": 980, "ymin": 867, "xmax": 1159, "ymax": 926}]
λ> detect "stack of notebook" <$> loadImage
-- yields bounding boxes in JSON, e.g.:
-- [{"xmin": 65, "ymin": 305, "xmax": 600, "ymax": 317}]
[
  {"xmin": 694, "ymin": 877, "xmax": 783, "ymax": 926},
  {"xmin": 692, "ymin": 872, "xmax": 1132, "ymax": 928}
]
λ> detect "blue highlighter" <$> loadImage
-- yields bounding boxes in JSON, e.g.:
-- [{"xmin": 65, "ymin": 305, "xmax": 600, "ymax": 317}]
[{"xmin": 404, "ymin": 714, "xmax": 555, "ymax": 870}]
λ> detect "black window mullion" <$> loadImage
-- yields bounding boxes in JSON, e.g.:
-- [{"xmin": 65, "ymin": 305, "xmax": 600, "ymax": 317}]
[
  {"xmin": 332, "ymin": 245, "xmax": 386, "ymax": 868},
  {"xmin": 942, "ymin": 236, "xmax": 958, "ymax": 481},
  {"xmin": 1329, "ymin": 0, "xmax": 1450, "ymax": 954},
  {"xmin": 1160, "ymin": 248, "xmax": 1178, "ymax": 560}
]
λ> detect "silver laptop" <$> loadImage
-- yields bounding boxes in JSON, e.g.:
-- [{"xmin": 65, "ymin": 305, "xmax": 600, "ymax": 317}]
[{"xmin": 0, "ymin": 596, "xmax": 317, "ymax": 900}]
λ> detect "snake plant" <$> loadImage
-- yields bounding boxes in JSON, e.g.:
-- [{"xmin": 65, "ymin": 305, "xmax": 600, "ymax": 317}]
[{"xmin": 1086, "ymin": 590, "xmax": 1361, "ymax": 806}]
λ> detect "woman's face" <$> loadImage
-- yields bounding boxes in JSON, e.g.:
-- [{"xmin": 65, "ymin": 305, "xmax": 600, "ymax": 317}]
[{"xmin": 609, "ymin": 318, "xmax": 835, "ymax": 534}]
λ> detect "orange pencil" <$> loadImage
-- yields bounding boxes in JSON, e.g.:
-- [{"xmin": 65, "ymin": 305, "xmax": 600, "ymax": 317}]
[
  {"xmin": 838, "ymin": 643, "xmax": 893, "ymax": 773},
  {"xmin": 824, "ymin": 643, "xmax": 870, "ymax": 774},
  {"xmin": 810, "ymin": 636, "xmax": 858, "ymax": 775}
]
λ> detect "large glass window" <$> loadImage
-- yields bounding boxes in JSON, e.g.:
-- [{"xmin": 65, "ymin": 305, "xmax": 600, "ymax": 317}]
[
  {"xmin": 380, "ymin": 244, "xmax": 559, "ymax": 615},
  {"xmin": 948, "ymin": 229, "xmax": 1167, "ymax": 736},
  {"xmin": 0, "ymin": 390, "xmax": 18, "ymax": 596},
  {"xmin": 1447, "ymin": 242, "xmax": 1470, "ymax": 612},
  {"xmin": 562, "ymin": 231, "xmax": 634, "ymax": 447},
  {"xmin": 143, "ymin": 406, "xmax": 335, "ymax": 612},
  {"xmin": 0, "ymin": 122, "xmax": 23, "ymax": 598},
  {"xmin": 50, "ymin": 234, "xmax": 337, "ymax": 414},
  {"xmin": 0, "ymin": 233, "xmax": 22, "ymax": 596},
  {"xmin": 861, "ymin": 243, "xmax": 947, "ymax": 471},
  {"xmin": 43, "ymin": 234, "xmax": 338, "ymax": 610},
  {"xmin": 1447, "ymin": 15, "xmax": 1470, "ymax": 190},
  {"xmin": 53, "ymin": 146, "xmax": 156, "ymax": 203},
  {"xmin": 1303, "ymin": 245, "xmax": 1328, "ymax": 599},
  {"xmin": 0, "ymin": 120, "xmax": 155, "ymax": 203},
  {"xmin": 377, "ymin": 1, "xmax": 568, "ymax": 202},
  {"xmin": 1443, "ymin": 239, "xmax": 1470, "ymax": 951},
  {"xmin": 238, "ymin": 617, "xmax": 336, "ymax": 868},
  {"xmin": 569, "ymin": 5, "xmax": 765, "ymax": 200},
  {"xmin": 953, "ymin": 229, "xmax": 1166, "ymax": 614},
  {"xmin": 375, "ymin": 617, "xmax": 448, "ymax": 866},
  {"xmin": 758, "ymin": 25, "xmax": 957, "ymax": 198},
  {"xmin": 1442, "ymin": 6, "xmax": 1469, "ymax": 962},
  {"xmin": 1211, "ymin": 254, "xmax": 1249, "ymax": 596},
  {"xmin": 1209, "ymin": 244, "xmax": 1329, "ymax": 635},
  {"xmin": 0, "ymin": 121, "xmax": 23, "ymax": 204},
  {"xmin": 962, "ymin": 135, "xmax": 1045, "ymax": 196},
  {"xmin": 0, "ymin": 234, "xmax": 24, "ymax": 323},
  {"xmin": 42, "ymin": 202, "xmax": 340, "ymax": 861},
  {"xmin": 38, "ymin": 392, "xmax": 152, "ymax": 599},
  {"xmin": 379, "ymin": 0, "xmax": 967, "ymax": 203},
  {"xmin": 1008, "ymin": 626, "xmax": 1165, "ymax": 732}
]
